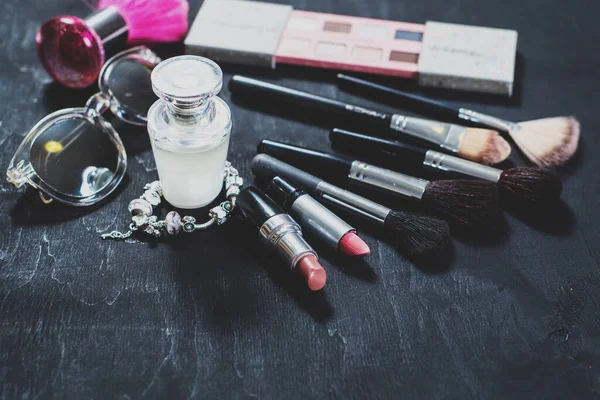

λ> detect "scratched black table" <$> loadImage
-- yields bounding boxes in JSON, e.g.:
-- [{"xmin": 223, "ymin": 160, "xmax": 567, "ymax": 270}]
[{"xmin": 1, "ymin": 0, "xmax": 600, "ymax": 398}]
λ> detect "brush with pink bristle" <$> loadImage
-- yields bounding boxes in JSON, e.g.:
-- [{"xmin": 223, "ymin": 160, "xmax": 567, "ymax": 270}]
[{"xmin": 36, "ymin": 0, "xmax": 189, "ymax": 89}]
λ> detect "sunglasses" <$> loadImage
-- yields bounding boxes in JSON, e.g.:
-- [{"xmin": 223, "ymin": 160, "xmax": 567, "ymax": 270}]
[{"xmin": 6, "ymin": 46, "xmax": 161, "ymax": 206}]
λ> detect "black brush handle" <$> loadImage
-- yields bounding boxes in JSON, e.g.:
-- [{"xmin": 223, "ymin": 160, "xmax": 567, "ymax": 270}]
[
  {"xmin": 337, "ymin": 74, "xmax": 460, "ymax": 121},
  {"xmin": 230, "ymin": 75, "xmax": 392, "ymax": 128},
  {"xmin": 251, "ymin": 154, "xmax": 323, "ymax": 194},
  {"xmin": 329, "ymin": 128, "xmax": 427, "ymax": 168},
  {"xmin": 258, "ymin": 140, "xmax": 354, "ymax": 180}
]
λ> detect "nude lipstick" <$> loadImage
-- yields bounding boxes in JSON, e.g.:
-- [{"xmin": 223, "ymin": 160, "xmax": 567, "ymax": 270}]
[
  {"xmin": 237, "ymin": 186, "xmax": 326, "ymax": 291},
  {"xmin": 263, "ymin": 176, "xmax": 370, "ymax": 257}
]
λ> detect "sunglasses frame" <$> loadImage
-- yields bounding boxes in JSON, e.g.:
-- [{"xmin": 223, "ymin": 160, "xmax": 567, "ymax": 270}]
[{"xmin": 6, "ymin": 46, "xmax": 161, "ymax": 206}]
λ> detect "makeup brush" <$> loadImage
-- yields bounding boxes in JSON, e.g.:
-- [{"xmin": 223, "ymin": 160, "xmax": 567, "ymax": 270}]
[
  {"xmin": 337, "ymin": 74, "xmax": 580, "ymax": 168},
  {"xmin": 330, "ymin": 128, "xmax": 563, "ymax": 205},
  {"xmin": 251, "ymin": 154, "xmax": 450, "ymax": 257},
  {"xmin": 37, "ymin": 0, "xmax": 189, "ymax": 88},
  {"xmin": 229, "ymin": 75, "xmax": 511, "ymax": 165},
  {"xmin": 258, "ymin": 141, "xmax": 499, "ymax": 230}
]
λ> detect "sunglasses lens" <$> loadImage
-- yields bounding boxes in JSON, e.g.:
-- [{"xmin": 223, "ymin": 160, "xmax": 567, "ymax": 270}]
[
  {"xmin": 29, "ymin": 115, "xmax": 122, "ymax": 199},
  {"xmin": 110, "ymin": 58, "xmax": 156, "ymax": 117},
  {"xmin": 99, "ymin": 48, "xmax": 160, "ymax": 125}
]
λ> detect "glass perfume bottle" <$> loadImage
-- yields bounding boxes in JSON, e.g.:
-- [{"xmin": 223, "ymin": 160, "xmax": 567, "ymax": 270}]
[{"xmin": 148, "ymin": 56, "xmax": 232, "ymax": 209}]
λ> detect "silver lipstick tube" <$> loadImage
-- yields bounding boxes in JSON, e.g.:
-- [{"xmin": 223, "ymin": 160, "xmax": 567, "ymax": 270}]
[
  {"xmin": 423, "ymin": 150, "xmax": 503, "ymax": 182},
  {"xmin": 457, "ymin": 108, "xmax": 518, "ymax": 132},
  {"xmin": 390, "ymin": 114, "xmax": 465, "ymax": 153},
  {"xmin": 348, "ymin": 161, "xmax": 428, "ymax": 200},
  {"xmin": 315, "ymin": 181, "xmax": 391, "ymax": 228},
  {"xmin": 289, "ymin": 194, "xmax": 354, "ymax": 252},
  {"xmin": 259, "ymin": 214, "xmax": 316, "ymax": 270}
]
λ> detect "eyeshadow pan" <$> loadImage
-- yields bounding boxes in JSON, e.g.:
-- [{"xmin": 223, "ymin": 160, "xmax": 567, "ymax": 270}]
[
  {"xmin": 287, "ymin": 16, "xmax": 319, "ymax": 31},
  {"xmin": 278, "ymin": 37, "xmax": 311, "ymax": 53},
  {"xmin": 323, "ymin": 21, "xmax": 352, "ymax": 34},
  {"xmin": 356, "ymin": 25, "xmax": 388, "ymax": 40},
  {"xmin": 352, "ymin": 46, "xmax": 383, "ymax": 61},
  {"xmin": 394, "ymin": 30, "xmax": 423, "ymax": 42},
  {"xmin": 389, "ymin": 51, "xmax": 419, "ymax": 63},
  {"xmin": 395, "ymin": 29, "xmax": 423, "ymax": 42},
  {"xmin": 316, "ymin": 42, "xmax": 346, "ymax": 57}
]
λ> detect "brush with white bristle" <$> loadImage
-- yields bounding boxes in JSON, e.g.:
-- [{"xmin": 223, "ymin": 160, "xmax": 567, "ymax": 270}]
[
  {"xmin": 507, "ymin": 116, "xmax": 580, "ymax": 168},
  {"xmin": 229, "ymin": 75, "xmax": 512, "ymax": 165},
  {"xmin": 337, "ymin": 74, "xmax": 580, "ymax": 168}
]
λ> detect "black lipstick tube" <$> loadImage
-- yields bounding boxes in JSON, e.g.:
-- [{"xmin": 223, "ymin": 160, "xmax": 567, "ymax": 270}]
[{"xmin": 237, "ymin": 186, "xmax": 317, "ymax": 269}]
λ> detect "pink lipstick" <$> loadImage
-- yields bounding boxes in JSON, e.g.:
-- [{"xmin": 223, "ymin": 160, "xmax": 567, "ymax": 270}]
[
  {"xmin": 339, "ymin": 232, "xmax": 371, "ymax": 257},
  {"xmin": 264, "ymin": 176, "xmax": 370, "ymax": 257}
]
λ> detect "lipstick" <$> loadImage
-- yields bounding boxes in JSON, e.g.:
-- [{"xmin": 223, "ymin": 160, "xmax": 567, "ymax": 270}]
[
  {"xmin": 251, "ymin": 154, "xmax": 451, "ymax": 257},
  {"xmin": 237, "ymin": 186, "xmax": 326, "ymax": 291},
  {"xmin": 264, "ymin": 176, "xmax": 370, "ymax": 257}
]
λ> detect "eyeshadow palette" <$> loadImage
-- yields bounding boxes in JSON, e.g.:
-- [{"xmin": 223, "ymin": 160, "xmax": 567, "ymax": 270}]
[
  {"xmin": 185, "ymin": 0, "xmax": 518, "ymax": 95},
  {"xmin": 274, "ymin": 11, "xmax": 424, "ymax": 78}
]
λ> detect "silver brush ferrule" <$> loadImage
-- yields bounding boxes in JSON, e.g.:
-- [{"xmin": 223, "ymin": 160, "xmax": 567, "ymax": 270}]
[
  {"xmin": 290, "ymin": 194, "xmax": 353, "ymax": 252},
  {"xmin": 390, "ymin": 115, "xmax": 464, "ymax": 153},
  {"xmin": 423, "ymin": 151, "xmax": 503, "ymax": 182},
  {"xmin": 457, "ymin": 108, "xmax": 518, "ymax": 132},
  {"xmin": 348, "ymin": 161, "xmax": 428, "ymax": 200},
  {"xmin": 259, "ymin": 214, "xmax": 316, "ymax": 270},
  {"xmin": 316, "ymin": 181, "xmax": 390, "ymax": 228}
]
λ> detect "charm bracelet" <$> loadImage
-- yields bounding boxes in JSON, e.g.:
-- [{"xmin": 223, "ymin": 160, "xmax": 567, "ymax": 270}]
[{"xmin": 101, "ymin": 162, "xmax": 243, "ymax": 241}]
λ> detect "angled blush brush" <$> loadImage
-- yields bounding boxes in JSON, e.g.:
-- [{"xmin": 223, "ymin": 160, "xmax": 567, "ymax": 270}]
[
  {"xmin": 251, "ymin": 154, "xmax": 450, "ymax": 257},
  {"xmin": 257, "ymin": 140, "xmax": 499, "ymax": 230},
  {"xmin": 230, "ymin": 75, "xmax": 511, "ymax": 164},
  {"xmin": 330, "ymin": 128, "xmax": 563, "ymax": 205},
  {"xmin": 337, "ymin": 74, "xmax": 580, "ymax": 168}
]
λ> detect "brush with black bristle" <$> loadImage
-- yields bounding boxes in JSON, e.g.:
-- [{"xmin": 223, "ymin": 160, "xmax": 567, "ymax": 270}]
[
  {"xmin": 230, "ymin": 75, "xmax": 511, "ymax": 165},
  {"xmin": 251, "ymin": 154, "xmax": 450, "ymax": 257},
  {"xmin": 257, "ymin": 141, "xmax": 499, "ymax": 230},
  {"xmin": 330, "ymin": 128, "xmax": 563, "ymax": 205},
  {"xmin": 337, "ymin": 74, "xmax": 580, "ymax": 168}
]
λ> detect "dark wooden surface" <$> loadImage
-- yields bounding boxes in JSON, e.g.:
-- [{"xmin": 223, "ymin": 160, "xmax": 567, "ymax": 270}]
[{"xmin": 2, "ymin": 0, "xmax": 600, "ymax": 398}]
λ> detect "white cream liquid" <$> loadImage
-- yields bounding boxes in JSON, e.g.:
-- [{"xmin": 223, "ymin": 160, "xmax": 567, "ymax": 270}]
[{"xmin": 151, "ymin": 135, "xmax": 230, "ymax": 209}]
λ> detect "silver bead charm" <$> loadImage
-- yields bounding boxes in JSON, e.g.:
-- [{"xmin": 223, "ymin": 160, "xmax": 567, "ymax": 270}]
[
  {"xmin": 144, "ymin": 181, "xmax": 163, "ymax": 197},
  {"xmin": 128, "ymin": 198, "xmax": 153, "ymax": 217},
  {"xmin": 165, "ymin": 211, "xmax": 182, "ymax": 235},
  {"xmin": 182, "ymin": 216, "xmax": 196, "ymax": 233},
  {"xmin": 142, "ymin": 189, "xmax": 161, "ymax": 206},
  {"xmin": 210, "ymin": 201, "xmax": 232, "ymax": 225},
  {"xmin": 132, "ymin": 215, "xmax": 149, "ymax": 227}
]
